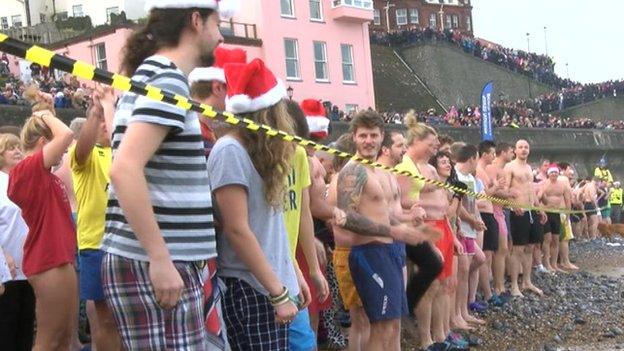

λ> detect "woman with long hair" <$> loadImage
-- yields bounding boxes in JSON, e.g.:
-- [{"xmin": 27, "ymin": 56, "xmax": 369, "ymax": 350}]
[
  {"xmin": 207, "ymin": 59, "xmax": 300, "ymax": 349},
  {"xmin": 0, "ymin": 133, "xmax": 34, "ymax": 351},
  {"xmin": 8, "ymin": 104, "xmax": 77, "ymax": 351}
]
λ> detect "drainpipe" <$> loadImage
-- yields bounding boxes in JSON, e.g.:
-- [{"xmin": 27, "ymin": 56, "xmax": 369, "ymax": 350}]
[{"xmin": 25, "ymin": 0, "xmax": 32, "ymax": 26}]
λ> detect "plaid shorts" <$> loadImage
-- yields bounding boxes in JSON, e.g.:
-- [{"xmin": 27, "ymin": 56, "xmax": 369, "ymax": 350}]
[
  {"xmin": 102, "ymin": 253, "xmax": 209, "ymax": 350},
  {"xmin": 222, "ymin": 277, "xmax": 288, "ymax": 350}
]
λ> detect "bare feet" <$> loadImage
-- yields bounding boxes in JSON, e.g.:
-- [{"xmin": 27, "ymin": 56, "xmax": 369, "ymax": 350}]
[
  {"xmin": 561, "ymin": 263, "xmax": 579, "ymax": 271},
  {"xmin": 522, "ymin": 284, "xmax": 544, "ymax": 296},
  {"xmin": 464, "ymin": 315, "xmax": 486, "ymax": 325},
  {"xmin": 510, "ymin": 286, "xmax": 524, "ymax": 297},
  {"xmin": 451, "ymin": 317, "xmax": 475, "ymax": 331}
]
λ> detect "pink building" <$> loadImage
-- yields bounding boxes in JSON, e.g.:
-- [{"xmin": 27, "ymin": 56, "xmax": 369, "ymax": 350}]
[
  {"xmin": 223, "ymin": 0, "xmax": 376, "ymax": 112},
  {"xmin": 3, "ymin": 1, "xmax": 376, "ymax": 111}
]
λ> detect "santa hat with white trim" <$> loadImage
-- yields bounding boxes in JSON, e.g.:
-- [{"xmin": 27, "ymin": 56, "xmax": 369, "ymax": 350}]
[
  {"xmin": 224, "ymin": 58, "xmax": 286, "ymax": 114},
  {"xmin": 300, "ymin": 99, "xmax": 330, "ymax": 140},
  {"xmin": 145, "ymin": 0, "xmax": 240, "ymax": 19},
  {"xmin": 189, "ymin": 46, "xmax": 247, "ymax": 85},
  {"xmin": 547, "ymin": 163, "xmax": 560, "ymax": 175}
]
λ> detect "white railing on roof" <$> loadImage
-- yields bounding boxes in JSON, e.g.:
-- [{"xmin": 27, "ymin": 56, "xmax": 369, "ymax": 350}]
[{"xmin": 332, "ymin": 0, "xmax": 373, "ymax": 10}]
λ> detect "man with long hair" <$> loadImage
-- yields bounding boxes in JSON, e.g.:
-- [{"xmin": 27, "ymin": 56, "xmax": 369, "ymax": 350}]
[{"xmin": 101, "ymin": 1, "xmax": 228, "ymax": 349}]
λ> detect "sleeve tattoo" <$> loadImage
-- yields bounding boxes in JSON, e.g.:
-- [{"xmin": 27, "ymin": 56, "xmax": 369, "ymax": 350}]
[{"xmin": 337, "ymin": 163, "xmax": 391, "ymax": 237}]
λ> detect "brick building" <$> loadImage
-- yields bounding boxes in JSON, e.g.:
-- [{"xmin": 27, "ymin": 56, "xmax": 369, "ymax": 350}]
[{"xmin": 371, "ymin": 0, "xmax": 473, "ymax": 36}]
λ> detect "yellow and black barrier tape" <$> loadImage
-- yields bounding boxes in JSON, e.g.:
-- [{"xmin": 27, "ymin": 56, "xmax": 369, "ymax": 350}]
[{"xmin": 0, "ymin": 33, "xmax": 598, "ymax": 215}]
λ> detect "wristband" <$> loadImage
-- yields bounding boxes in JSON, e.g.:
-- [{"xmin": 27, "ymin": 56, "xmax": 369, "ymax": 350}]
[{"xmin": 268, "ymin": 286, "xmax": 289, "ymax": 305}]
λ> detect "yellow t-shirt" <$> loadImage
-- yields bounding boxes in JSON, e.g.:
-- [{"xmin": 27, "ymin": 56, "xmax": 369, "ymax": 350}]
[
  {"xmin": 594, "ymin": 167, "xmax": 613, "ymax": 183},
  {"xmin": 283, "ymin": 146, "xmax": 311, "ymax": 258},
  {"xmin": 70, "ymin": 144, "xmax": 112, "ymax": 250},
  {"xmin": 395, "ymin": 154, "xmax": 425, "ymax": 201}
]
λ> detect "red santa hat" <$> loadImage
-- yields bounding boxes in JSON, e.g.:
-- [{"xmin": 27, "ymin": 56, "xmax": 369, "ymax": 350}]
[
  {"xmin": 188, "ymin": 46, "xmax": 247, "ymax": 85},
  {"xmin": 145, "ymin": 0, "xmax": 240, "ymax": 18},
  {"xmin": 547, "ymin": 164, "xmax": 560, "ymax": 174},
  {"xmin": 300, "ymin": 99, "xmax": 330, "ymax": 139},
  {"xmin": 224, "ymin": 58, "xmax": 286, "ymax": 114}
]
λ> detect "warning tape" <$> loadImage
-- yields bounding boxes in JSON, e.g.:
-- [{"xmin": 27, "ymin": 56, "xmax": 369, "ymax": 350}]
[{"xmin": 0, "ymin": 33, "xmax": 595, "ymax": 214}]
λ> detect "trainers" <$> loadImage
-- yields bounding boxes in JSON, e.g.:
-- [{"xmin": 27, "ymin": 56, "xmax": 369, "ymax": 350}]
[
  {"xmin": 535, "ymin": 264, "xmax": 549, "ymax": 274},
  {"xmin": 488, "ymin": 294, "xmax": 506, "ymax": 307},
  {"xmin": 446, "ymin": 332, "xmax": 469, "ymax": 349},
  {"xmin": 469, "ymin": 301, "xmax": 487, "ymax": 313}
]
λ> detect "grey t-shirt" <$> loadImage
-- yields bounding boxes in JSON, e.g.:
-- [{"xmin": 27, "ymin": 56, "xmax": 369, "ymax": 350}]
[{"xmin": 207, "ymin": 136, "xmax": 299, "ymax": 296}]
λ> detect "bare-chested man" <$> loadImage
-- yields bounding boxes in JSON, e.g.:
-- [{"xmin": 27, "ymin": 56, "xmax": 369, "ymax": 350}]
[
  {"xmin": 475, "ymin": 141, "xmax": 503, "ymax": 306},
  {"xmin": 504, "ymin": 140, "xmax": 545, "ymax": 297},
  {"xmin": 558, "ymin": 163, "xmax": 580, "ymax": 270},
  {"xmin": 330, "ymin": 111, "xmax": 427, "ymax": 350},
  {"xmin": 485, "ymin": 142, "xmax": 515, "ymax": 295},
  {"xmin": 537, "ymin": 164, "xmax": 572, "ymax": 272},
  {"xmin": 581, "ymin": 176, "xmax": 600, "ymax": 239}
]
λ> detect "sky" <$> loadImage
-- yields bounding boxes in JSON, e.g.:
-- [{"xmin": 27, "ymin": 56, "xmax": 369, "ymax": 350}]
[{"xmin": 471, "ymin": 0, "xmax": 624, "ymax": 84}]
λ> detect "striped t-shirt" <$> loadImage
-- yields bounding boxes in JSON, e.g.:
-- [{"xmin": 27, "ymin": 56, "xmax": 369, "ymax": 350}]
[{"xmin": 101, "ymin": 55, "xmax": 216, "ymax": 262}]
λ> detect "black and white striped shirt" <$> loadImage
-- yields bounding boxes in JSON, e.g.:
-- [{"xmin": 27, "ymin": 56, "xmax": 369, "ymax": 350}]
[{"xmin": 101, "ymin": 55, "xmax": 216, "ymax": 262}]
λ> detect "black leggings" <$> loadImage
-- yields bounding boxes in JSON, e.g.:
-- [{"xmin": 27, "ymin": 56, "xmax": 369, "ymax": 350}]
[
  {"xmin": 0, "ymin": 280, "xmax": 36, "ymax": 351},
  {"xmin": 406, "ymin": 242, "xmax": 443, "ymax": 313}
]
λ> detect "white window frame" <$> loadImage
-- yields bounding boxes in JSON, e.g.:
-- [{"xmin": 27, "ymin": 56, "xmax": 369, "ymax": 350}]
[
  {"xmin": 345, "ymin": 104, "xmax": 359, "ymax": 114},
  {"xmin": 309, "ymin": 0, "xmax": 323, "ymax": 21},
  {"xmin": 11, "ymin": 15, "xmax": 22, "ymax": 28},
  {"xmin": 341, "ymin": 44, "xmax": 355, "ymax": 84},
  {"xmin": 466, "ymin": 16, "xmax": 472, "ymax": 31},
  {"xmin": 409, "ymin": 8, "xmax": 419, "ymax": 24},
  {"xmin": 395, "ymin": 8, "xmax": 407, "ymax": 26},
  {"xmin": 313, "ymin": 41, "xmax": 329, "ymax": 82},
  {"xmin": 94, "ymin": 43, "xmax": 107, "ymax": 70},
  {"xmin": 452, "ymin": 15, "xmax": 459, "ymax": 28},
  {"xmin": 429, "ymin": 13, "xmax": 437, "ymax": 28},
  {"xmin": 57, "ymin": 11, "xmax": 68, "ymax": 21},
  {"xmin": 281, "ymin": 0, "xmax": 295, "ymax": 18},
  {"xmin": 332, "ymin": 0, "xmax": 373, "ymax": 9},
  {"xmin": 445, "ymin": 15, "xmax": 452, "ymax": 29},
  {"xmin": 373, "ymin": 9, "xmax": 381, "ymax": 25},
  {"xmin": 72, "ymin": 4, "xmax": 84, "ymax": 17},
  {"xmin": 106, "ymin": 7, "xmax": 119, "ymax": 23},
  {"xmin": 1, "ymin": 17, "xmax": 8, "ymax": 30},
  {"xmin": 284, "ymin": 38, "xmax": 301, "ymax": 80}
]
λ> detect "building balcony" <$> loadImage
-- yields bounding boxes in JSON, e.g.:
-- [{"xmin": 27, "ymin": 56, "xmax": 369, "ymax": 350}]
[
  {"xmin": 331, "ymin": 0, "xmax": 374, "ymax": 23},
  {"xmin": 219, "ymin": 20, "xmax": 262, "ymax": 47}
]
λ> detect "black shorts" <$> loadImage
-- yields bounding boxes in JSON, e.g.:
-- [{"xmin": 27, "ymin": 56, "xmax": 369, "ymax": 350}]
[
  {"xmin": 543, "ymin": 212, "xmax": 561, "ymax": 235},
  {"xmin": 509, "ymin": 211, "xmax": 543, "ymax": 246},
  {"xmin": 584, "ymin": 202, "xmax": 597, "ymax": 216},
  {"xmin": 480, "ymin": 212, "xmax": 499, "ymax": 252}
]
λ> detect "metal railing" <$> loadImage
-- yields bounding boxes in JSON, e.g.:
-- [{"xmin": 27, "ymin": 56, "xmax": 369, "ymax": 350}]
[{"xmin": 219, "ymin": 20, "xmax": 258, "ymax": 40}]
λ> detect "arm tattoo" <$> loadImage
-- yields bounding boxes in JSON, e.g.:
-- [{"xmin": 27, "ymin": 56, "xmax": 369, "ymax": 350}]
[{"xmin": 337, "ymin": 163, "xmax": 391, "ymax": 237}]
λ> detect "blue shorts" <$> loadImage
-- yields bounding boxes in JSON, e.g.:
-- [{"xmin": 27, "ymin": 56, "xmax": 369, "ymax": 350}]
[
  {"xmin": 394, "ymin": 242, "xmax": 406, "ymax": 267},
  {"xmin": 79, "ymin": 249, "xmax": 106, "ymax": 301},
  {"xmin": 349, "ymin": 243, "xmax": 408, "ymax": 323},
  {"xmin": 288, "ymin": 308, "xmax": 316, "ymax": 351}
]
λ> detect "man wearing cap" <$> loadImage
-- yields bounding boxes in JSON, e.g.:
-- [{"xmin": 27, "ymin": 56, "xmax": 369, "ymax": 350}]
[
  {"xmin": 101, "ymin": 1, "xmax": 231, "ymax": 349},
  {"xmin": 609, "ymin": 181, "xmax": 622, "ymax": 224},
  {"xmin": 189, "ymin": 45, "xmax": 247, "ymax": 157},
  {"xmin": 537, "ymin": 164, "xmax": 571, "ymax": 273}
]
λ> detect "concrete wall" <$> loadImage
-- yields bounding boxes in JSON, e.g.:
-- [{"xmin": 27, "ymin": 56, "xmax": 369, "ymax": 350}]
[
  {"xmin": 559, "ymin": 97, "xmax": 624, "ymax": 121},
  {"xmin": 327, "ymin": 122, "xmax": 624, "ymax": 181}
]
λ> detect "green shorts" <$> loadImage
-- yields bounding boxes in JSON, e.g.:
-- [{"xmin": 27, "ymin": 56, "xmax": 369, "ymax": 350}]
[{"xmin": 601, "ymin": 207, "xmax": 611, "ymax": 219}]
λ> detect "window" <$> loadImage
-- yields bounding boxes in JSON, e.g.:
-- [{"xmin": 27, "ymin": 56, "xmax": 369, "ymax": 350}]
[
  {"xmin": 106, "ymin": 7, "xmax": 119, "ymax": 23},
  {"xmin": 409, "ymin": 8, "xmax": 419, "ymax": 24},
  {"xmin": 466, "ymin": 16, "xmax": 471, "ymax": 31},
  {"xmin": 341, "ymin": 44, "xmax": 355, "ymax": 83},
  {"xmin": 345, "ymin": 104, "xmax": 358, "ymax": 114},
  {"xmin": 281, "ymin": 0, "xmax": 295, "ymax": 17},
  {"xmin": 57, "ymin": 11, "xmax": 68, "ymax": 21},
  {"xmin": 429, "ymin": 13, "xmax": 437, "ymax": 28},
  {"xmin": 452, "ymin": 15, "xmax": 459, "ymax": 28},
  {"xmin": 284, "ymin": 38, "xmax": 300, "ymax": 80},
  {"xmin": 445, "ymin": 15, "xmax": 452, "ymax": 29},
  {"xmin": 333, "ymin": 0, "xmax": 373, "ymax": 9},
  {"xmin": 0, "ymin": 17, "xmax": 8, "ymax": 30},
  {"xmin": 313, "ymin": 41, "xmax": 328, "ymax": 81},
  {"xmin": 11, "ymin": 15, "xmax": 22, "ymax": 28},
  {"xmin": 72, "ymin": 4, "xmax": 84, "ymax": 17},
  {"xmin": 395, "ymin": 9, "xmax": 407, "ymax": 26},
  {"xmin": 310, "ymin": 0, "xmax": 322, "ymax": 20},
  {"xmin": 94, "ymin": 43, "xmax": 107, "ymax": 70},
  {"xmin": 40, "ymin": 13, "xmax": 46, "ymax": 23},
  {"xmin": 373, "ymin": 9, "xmax": 381, "ymax": 25}
]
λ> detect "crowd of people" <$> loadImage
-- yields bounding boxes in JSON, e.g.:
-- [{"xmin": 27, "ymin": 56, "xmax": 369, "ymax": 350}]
[{"xmin": 0, "ymin": 3, "xmax": 623, "ymax": 351}]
